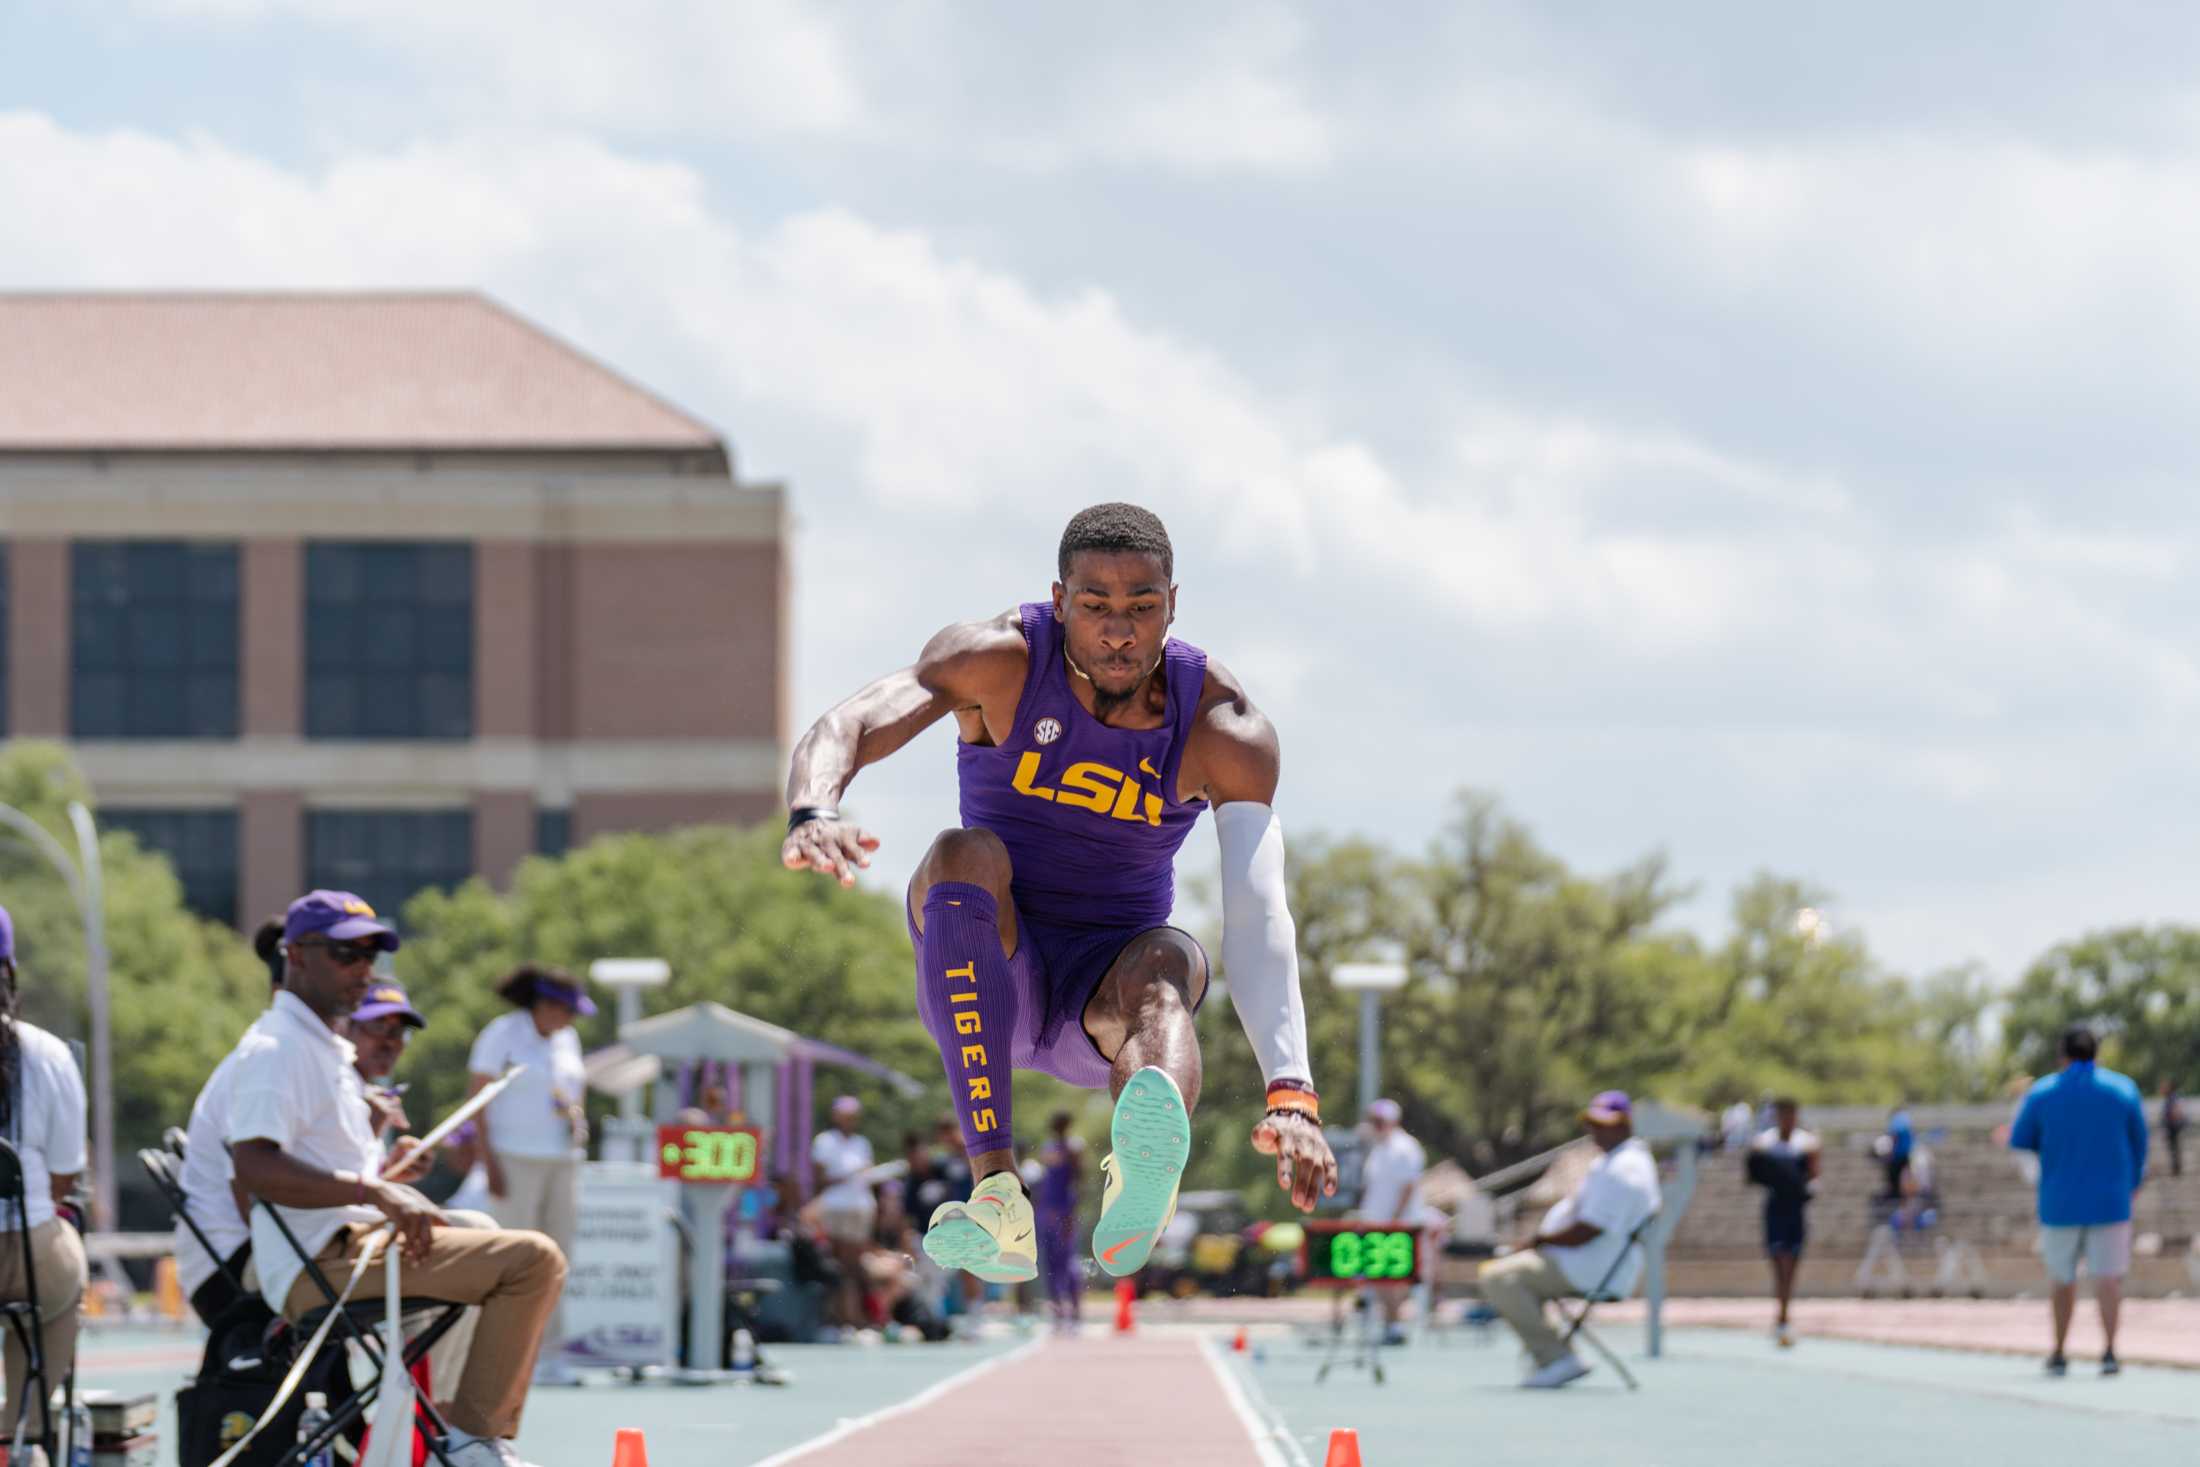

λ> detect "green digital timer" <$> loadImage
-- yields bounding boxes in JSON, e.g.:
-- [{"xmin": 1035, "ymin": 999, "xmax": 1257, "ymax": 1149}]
[
  {"xmin": 1302, "ymin": 1222, "xmax": 1421, "ymax": 1284},
  {"xmin": 655, "ymin": 1125, "xmax": 763, "ymax": 1183}
]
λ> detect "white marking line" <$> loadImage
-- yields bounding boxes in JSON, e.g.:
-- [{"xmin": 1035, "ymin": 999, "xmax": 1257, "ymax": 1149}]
[
  {"xmin": 1199, "ymin": 1335, "xmax": 1308, "ymax": 1467},
  {"xmin": 746, "ymin": 1335, "xmax": 1049, "ymax": 1467}
]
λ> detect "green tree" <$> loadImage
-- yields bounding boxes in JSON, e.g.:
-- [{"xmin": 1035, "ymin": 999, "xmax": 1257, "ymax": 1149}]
[
  {"xmin": 2001, "ymin": 926, "xmax": 2200, "ymax": 1089},
  {"xmin": 0, "ymin": 743, "xmax": 268, "ymax": 1214},
  {"xmin": 388, "ymin": 824, "xmax": 943, "ymax": 1151}
]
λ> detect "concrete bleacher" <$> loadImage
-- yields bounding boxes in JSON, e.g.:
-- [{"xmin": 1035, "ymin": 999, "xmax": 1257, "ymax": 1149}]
[{"xmin": 1663, "ymin": 1104, "xmax": 2200, "ymax": 1297}]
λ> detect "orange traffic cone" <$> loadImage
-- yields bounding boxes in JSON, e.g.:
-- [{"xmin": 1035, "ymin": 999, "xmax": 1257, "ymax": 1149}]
[
  {"xmin": 1322, "ymin": 1428, "xmax": 1363, "ymax": 1467},
  {"xmin": 611, "ymin": 1429, "xmax": 649, "ymax": 1467},
  {"xmin": 1113, "ymin": 1278, "xmax": 1137, "ymax": 1334},
  {"xmin": 1231, "ymin": 1326, "xmax": 1248, "ymax": 1353}
]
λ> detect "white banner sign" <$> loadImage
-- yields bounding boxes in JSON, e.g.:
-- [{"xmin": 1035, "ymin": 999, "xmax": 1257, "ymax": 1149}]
[{"xmin": 555, "ymin": 1162, "xmax": 678, "ymax": 1370}]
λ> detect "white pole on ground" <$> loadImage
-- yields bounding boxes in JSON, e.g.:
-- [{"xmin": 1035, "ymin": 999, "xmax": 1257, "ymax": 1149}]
[{"xmin": 590, "ymin": 957, "xmax": 671, "ymax": 1163}]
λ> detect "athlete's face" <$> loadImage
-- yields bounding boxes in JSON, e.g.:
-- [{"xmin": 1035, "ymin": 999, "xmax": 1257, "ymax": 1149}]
[{"xmin": 1053, "ymin": 551, "xmax": 1175, "ymax": 697}]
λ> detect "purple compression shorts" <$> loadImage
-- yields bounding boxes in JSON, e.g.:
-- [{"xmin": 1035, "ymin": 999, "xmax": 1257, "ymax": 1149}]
[{"xmin": 906, "ymin": 889, "xmax": 1208, "ymax": 1091}]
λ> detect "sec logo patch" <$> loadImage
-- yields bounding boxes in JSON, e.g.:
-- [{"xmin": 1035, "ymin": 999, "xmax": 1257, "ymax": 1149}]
[{"xmin": 1032, "ymin": 717, "xmax": 1063, "ymax": 745}]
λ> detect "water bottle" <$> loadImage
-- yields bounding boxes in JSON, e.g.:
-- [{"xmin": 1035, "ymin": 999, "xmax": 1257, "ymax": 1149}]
[
  {"xmin": 67, "ymin": 1403, "xmax": 91, "ymax": 1467},
  {"xmin": 730, "ymin": 1327, "xmax": 756, "ymax": 1373},
  {"xmin": 298, "ymin": 1392, "xmax": 333, "ymax": 1467}
]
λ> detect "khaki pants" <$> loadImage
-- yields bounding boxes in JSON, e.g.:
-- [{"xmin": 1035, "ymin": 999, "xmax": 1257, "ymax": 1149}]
[
  {"xmin": 1478, "ymin": 1249, "xmax": 1577, "ymax": 1368},
  {"xmin": 487, "ymin": 1154, "xmax": 577, "ymax": 1357},
  {"xmin": 0, "ymin": 1219, "xmax": 85, "ymax": 1430},
  {"xmin": 283, "ymin": 1224, "xmax": 564, "ymax": 1440}
]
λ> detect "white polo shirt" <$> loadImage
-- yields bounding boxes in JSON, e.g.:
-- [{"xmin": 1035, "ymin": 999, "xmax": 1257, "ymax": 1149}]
[
  {"xmin": 811, "ymin": 1128, "xmax": 876, "ymax": 1212},
  {"xmin": 227, "ymin": 992, "xmax": 384, "ymax": 1313},
  {"xmin": 1539, "ymin": 1136, "xmax": 1661, "ymax": 1296},
  {"xmin": 1357, "ymin": 1128, "xmax": 1428, "ymax": 1223},
  {"xmin": 0, "ymin": 1022, "xmax": 87, "ymax": 1233},
  {"xmin": 468, "ymin": 1011, "xmax": 587, "ymax": 1161},
  {"xmin": 173, "ymin": 1009, "xmax": 276, "ymax": 1296}
]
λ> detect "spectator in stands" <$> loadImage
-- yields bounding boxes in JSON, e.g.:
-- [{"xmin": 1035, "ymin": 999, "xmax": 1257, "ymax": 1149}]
[
  {"xmin": 1033, "ymin": 1110, "xmax": 1086, "ymax": 1333},
  {"xmin": 1477, "ymin": 1091, "xmax": 1661, "ymax": 1389},
  {"xmin": 1720, "ymin": 1098, "xmax": 1754, "ymax": 1152},
  {"xmin": 2009, "ymin": 1024, "xmax": 2148, "ymax": 1377},
  {"xmin": 2161, "ymin": 1079, "xmax": 2185, "ymax": 1179},
  {"xmin": 1357, "ymin": 1098, "xmax": 1429, "ymax": 1346},
  {"xmin": 0, "ymin": 904, "xmax": 88, "ymax": 1431},
  {"xmin": 229, "ymin": 890, "xmax": 566, "ymax": 1467},
  {"xmin": 810, "ymin": 1096, "xmax": 877, "ymax": 1329},
  {"xmin": 1746, "ymin": 1098, "xmax": 1820, "ymax": 1348},
  {"xmin": 468, "ymin": 963, "xmax": 592, "ymax": 1386},
  {"xmin": 1877, "ymin": 1103, "xmax": 1914, "ymax": 1200},
  {"xmin": 174, "ymin": 912, "xmax": 291, "ymax": 1327}
]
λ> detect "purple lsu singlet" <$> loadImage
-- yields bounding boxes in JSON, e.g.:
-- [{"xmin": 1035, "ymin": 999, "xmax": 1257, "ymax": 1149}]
[{"xmin": 957, "ymin": 601, "xmax": 1209, "ymax": 930}]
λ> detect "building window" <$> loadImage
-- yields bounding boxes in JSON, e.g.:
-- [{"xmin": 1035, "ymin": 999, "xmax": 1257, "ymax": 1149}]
[
  {"xmin": 304, "ymin": 542, "xmax": 473, "ymax": 740},
  {"xmin": 306, "ymin": 809, "xmax": 474, "ymax": 928},
  {"xmin": 535, "ymin": 808, "xmax": 571, "ymax": 859},
  {"xmin": 71, "ymin": 541, "xmax": 240, "ymax": 738},
  {"xmin": 101, "ymin": 808, "xmax": 239, "ymax": 926}
]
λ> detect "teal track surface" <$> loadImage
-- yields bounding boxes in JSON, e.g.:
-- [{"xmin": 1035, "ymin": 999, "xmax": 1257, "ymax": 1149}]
[{"xmin": 1221, "ymin": 1324, "xmax": 2200, "ymax": 1466}]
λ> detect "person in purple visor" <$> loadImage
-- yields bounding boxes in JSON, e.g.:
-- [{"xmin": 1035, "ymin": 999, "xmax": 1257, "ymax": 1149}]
[{"xmin": 782, "ymin": 503, "xmax": 1336, "ymax": 1286}]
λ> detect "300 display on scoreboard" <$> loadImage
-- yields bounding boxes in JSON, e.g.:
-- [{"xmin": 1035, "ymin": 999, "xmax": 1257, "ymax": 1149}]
[
  {"xmin": 656, "ymin": 1125, "xmax": 765, "ymax": 1183},
  {"xmin": 1300, "ymin": 1221, "xmax": 1422, "ymax": 1284}
]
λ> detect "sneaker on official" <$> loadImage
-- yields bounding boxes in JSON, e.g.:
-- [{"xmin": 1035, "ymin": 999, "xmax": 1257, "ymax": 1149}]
[
  {"xmin": 923, "ymin": 1170, "xmax": 1038, "ymax": 1283},
  {"xmin": 444, "ymin": 1436, "xmax": 541, "ymax": 1467},
  {"xmin": 1091, "ymin": 1066, "xmax": 1191, "ymax": 1277},
  {"xmin": 2100, "ymin": 1351, "xmax": 2120, "ymax": 1376},
  {"xmin": 1776, "ymin": 1323, "xmax": 1795, "ymax": 1348},
  {"xmin": 2043, "ymin": 1353, "xmax": 2068, "ymax": 1377},
  {"xmin": 1521, "ymin": 1354, "xmax": 1592, "ymax": 1389}
]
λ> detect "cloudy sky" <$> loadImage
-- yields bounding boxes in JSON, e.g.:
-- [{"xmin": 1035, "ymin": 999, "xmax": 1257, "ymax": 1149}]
[{"xmin": 5, "ymin": 2, "xmax": 2195, "ymax": 981}]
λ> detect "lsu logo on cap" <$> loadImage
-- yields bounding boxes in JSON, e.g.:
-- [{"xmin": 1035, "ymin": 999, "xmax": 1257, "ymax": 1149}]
[
  {"xmin": 1032, "ymin": 717, "xmax": 1063, "ymax": 745},
  {"xmin": 343, "ymin": 898, "xmax": 376, "ymax": 916},
  {"xmin": 368, "ymin": 987, "xmax": 403, "ymax": 1005}
]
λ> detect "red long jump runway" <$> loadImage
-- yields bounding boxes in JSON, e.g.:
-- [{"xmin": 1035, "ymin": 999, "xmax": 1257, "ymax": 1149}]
[{"xmin": 757, "ymin": 1333, "xmax": 1277, "ymax": 1467}]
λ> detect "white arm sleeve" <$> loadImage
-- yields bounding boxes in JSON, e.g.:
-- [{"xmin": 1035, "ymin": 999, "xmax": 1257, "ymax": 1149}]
[{"xmin": 1215, "ymin": 801, "xmax": 1312, "ymax": 1086}]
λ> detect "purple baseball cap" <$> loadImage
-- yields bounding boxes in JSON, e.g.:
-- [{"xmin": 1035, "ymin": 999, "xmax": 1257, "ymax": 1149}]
[
  {"xmin": 284, "ymin": 890, "xmax": 400, "ymax": 951},
  {"xmin": 533, "ymin": 974, "xmax": 596, "ymax": 1017},
  {"xmin": 0, "ymin": 903, "xmax": 12, "ymax": 962},
  {"xmin": 352, "ymin": 979, "xmax": 425, "ymax": 1029},
  {"xmin": 1365, "ymin": 1098, "xmax": 1402, "ymax": 1125},
  {"xmin": 1583, "ymin": 1090, "xmax": 1632, "ymax": 1125}
]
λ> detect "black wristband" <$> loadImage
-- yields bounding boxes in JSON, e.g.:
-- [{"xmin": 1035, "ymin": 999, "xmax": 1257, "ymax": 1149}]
[{"xmin": 786, "ymin": 806, "xmax": 840, "ymax": 833}]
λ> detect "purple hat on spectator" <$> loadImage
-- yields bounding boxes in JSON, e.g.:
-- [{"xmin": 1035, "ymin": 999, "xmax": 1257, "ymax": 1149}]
[
  {"xmin": 1583, "ymin": 1090, "xmax": 1632, "ymax": 1125},
  {"xmin": 0, "ymin": 904, "xmax": 13, "ymax": 963},
  {"xmin": 284, "ymin": 889, "xmax": 400, "ymax": 952},
  {"xmin": 494, "ymin": 963, "xmax": 597, "ymax": 1017},
  {"xmin": 352, "ymin": 979, "xmax": 426, "ymax": 1029},
  {"xmin": 1365, "ymin": 1098, "xmax": 1402, "ymax": 1125}
]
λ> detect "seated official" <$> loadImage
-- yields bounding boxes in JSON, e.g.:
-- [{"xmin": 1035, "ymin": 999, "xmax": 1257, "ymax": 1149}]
[
  {"xmin": 1477, "ymin": 1091, "xmax": 1661, "ymax": 1390},
  {"xmin": 0, "ymin": 903, "xmax": 90, "ymax": 1431},
  {"xmin": 174, "ymin": 913, "xmax": 290, "ymax": 1327},
  {"xmin": 228, "ymin": 891, "xmax": 565, "ymax": 1467}
]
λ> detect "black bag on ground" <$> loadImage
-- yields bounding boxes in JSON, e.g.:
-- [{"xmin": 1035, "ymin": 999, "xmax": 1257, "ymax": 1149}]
[{"xmin": 177, "ymin": 1315, "xmax": 347, "ymax": 1467}]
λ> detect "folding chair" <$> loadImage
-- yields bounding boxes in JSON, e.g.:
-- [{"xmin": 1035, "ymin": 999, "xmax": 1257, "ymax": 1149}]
[
  {"xmin": 1556, "ymin": 1212, "xmax": 1659, "ymax": 1392},
  {"xmin": 252, "ymin": 1198, "xmax": 469, "ymax": 1467},
  {"xmin": 141, "ymin": 1144, "xmax": 259, "ymax": 1322},
  {"xmin": 0, "ymin": 1137, "xmax": 71, "ymax": 1465}
]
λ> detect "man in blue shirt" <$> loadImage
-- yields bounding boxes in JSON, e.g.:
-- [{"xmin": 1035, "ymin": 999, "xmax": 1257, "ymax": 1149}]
[{"xmin": 2009, "ymin": 1025, "xmax": 2149, "ymax": 1377}]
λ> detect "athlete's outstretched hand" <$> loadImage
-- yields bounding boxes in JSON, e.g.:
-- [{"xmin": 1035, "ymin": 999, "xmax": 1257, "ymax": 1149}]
[
  {"xmin": 1252, "ymin": 1110, "xmax": 1339, "ymax": 1213},
  {"xmin": 781, "ymin": 816, "xmax": 881, "ymax": 888}
]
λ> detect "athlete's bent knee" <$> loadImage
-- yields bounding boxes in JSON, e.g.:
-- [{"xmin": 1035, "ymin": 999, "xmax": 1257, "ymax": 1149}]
[
  {"xmin": 1116, "ymin": 930, "xmax": 1208, "ymax": 1008},
  {"xmin": 923, "ymin": 827, "xmax": 1014, "ymax": 889}
]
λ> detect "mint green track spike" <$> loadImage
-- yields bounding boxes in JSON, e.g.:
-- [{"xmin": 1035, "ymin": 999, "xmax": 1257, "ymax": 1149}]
[
  {"xmin": 1092, "ymin": 1066, "xmax": 1190, "ymax": 1277},
  {"xmin": 922, "ymin": 1215, "xmax": 1033, "ymax": 1283}
]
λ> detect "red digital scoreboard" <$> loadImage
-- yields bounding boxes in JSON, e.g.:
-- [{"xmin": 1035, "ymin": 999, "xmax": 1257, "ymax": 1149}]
[{"xmin": 656, "ymin": 1125, "xmax": 766, "ymax": 1184}]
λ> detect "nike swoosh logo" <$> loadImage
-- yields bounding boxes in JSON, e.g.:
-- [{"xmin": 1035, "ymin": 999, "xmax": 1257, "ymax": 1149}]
[{"xmin": 1101, "ymin": 1233, "xmax": 1145, "ymax": 1263}]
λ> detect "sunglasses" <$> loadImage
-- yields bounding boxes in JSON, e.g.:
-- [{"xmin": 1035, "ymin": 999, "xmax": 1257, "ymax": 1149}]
[{"xmin": 299, "ymin": 937, "xmax": 380, "ymax": 967}]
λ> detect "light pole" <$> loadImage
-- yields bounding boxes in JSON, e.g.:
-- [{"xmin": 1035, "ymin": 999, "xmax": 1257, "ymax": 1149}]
[
  {"xmin": 1333, "ymin": 958, "xmax": 1409, "ymax": 1121},
  {"xmin": 588, "ymin": 957, "xmax": 670, "ymax": 1162},
  {"xmin": 0, "ymin": 800, "xmax": 114, "ymax": 1230}
]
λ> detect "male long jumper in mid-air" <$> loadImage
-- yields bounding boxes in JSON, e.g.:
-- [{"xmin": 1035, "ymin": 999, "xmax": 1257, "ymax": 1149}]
[{"xmin": 781, "ymin": 502, "xmax": 1336, "ymax": 1282}]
